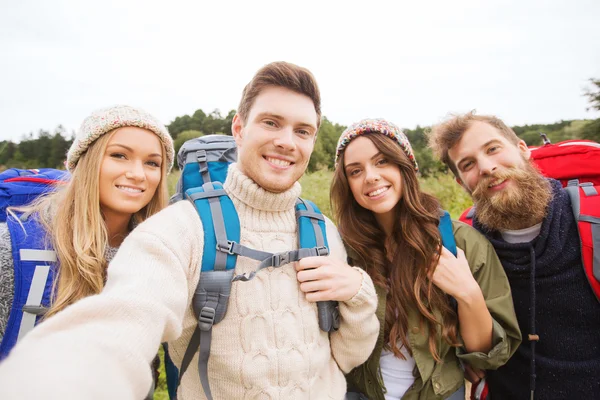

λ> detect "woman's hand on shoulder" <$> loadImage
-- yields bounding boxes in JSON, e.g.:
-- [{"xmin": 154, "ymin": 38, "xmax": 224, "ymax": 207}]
[
  {"xmin": 296, "ymin": 256, "xmax": 363, "ymax": 302},
  {"xmin": 431, "ymin": 247, "xmax": 481, "ymax": 303}
]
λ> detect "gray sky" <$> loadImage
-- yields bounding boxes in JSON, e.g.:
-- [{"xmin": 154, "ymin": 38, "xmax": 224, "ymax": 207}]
[{"xmin": 1, "ymin": 0, "xmax": 599, "ymax": 142}]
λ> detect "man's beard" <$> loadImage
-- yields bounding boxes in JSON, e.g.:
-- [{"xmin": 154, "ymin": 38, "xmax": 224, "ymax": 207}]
[{"xmin": 471, "ymin": 160, "xmax": 553, "ymax": 231}]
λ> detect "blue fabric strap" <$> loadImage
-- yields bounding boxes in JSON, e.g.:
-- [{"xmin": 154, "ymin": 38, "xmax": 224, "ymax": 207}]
[{"xmin": 439, "ymin": 210, "xmax": 457, "ymax": 257}]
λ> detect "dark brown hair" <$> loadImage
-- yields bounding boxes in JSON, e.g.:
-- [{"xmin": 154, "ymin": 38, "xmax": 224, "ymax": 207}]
[
  {"xmin": 237, "ymin": 61, "xmax": 321, "ymax": 128},
  {"xmin": 331, "ymin": 133, "xmax": 459, "ymax": 361},
  {"xmin": 428, "ymin": 111, "xmax": 520, "ymax": 176}
]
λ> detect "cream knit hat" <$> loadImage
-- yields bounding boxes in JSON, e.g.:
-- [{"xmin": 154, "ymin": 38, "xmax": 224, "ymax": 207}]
[{"xmin": 66, "ymin": 105, "xmax": 174, "ymax": 172}]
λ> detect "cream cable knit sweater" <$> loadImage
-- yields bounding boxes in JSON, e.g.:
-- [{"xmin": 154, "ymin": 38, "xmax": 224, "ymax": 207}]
[{"xmin": 0, "ymin": 164, "xmax": 379, "ymax": 400}]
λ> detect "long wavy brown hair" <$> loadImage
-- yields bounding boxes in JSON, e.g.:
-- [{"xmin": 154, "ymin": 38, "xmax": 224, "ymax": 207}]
[{"xmin": 331, "ymin": 133, "xmax": 459, "ymax": 361}]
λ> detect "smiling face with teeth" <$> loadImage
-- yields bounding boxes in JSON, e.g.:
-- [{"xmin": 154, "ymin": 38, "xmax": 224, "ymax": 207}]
[
  {"xmin": 99, "ymin": 127, "xmax": 164, "ymax": 223},
  {"xmin": 343, "ymin": 136, "xmax": 404, "ymax": 231},
  {"xmin": 448, "ymin": 121, "xmax": 532, "ymax": 197},
  {"xmin": 232, "ymin": 86, "xmax": 319, "ymax": 193}
]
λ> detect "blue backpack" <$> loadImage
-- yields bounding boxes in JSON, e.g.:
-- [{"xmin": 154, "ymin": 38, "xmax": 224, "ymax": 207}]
[
  {"xmin": 164, "ymin": 135, "xmax": 458, "ymax": 400},
  {"xmin": 0, "ymin": 168, "xmax": 69, "ymax": 360}
]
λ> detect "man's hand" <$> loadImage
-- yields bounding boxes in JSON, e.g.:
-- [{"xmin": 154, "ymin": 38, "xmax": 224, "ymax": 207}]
[{"xmin": 296, "ymin": 256, "xmax": 362, "ymax": 302}]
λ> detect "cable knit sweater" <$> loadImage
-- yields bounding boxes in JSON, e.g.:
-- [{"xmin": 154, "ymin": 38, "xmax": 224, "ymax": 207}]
[{"xmin": 0, "ymin": 164, "xmax": 379, "ymax": 400}]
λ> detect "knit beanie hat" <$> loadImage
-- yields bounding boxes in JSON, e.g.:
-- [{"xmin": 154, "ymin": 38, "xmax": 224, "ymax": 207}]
[
  {"xmin": 335, "ymin": 118, "xmax": 419, "ymax": 172},
  {"xmin": 66, "ymin": 105, "xmax": 175, "ymax": 173}
]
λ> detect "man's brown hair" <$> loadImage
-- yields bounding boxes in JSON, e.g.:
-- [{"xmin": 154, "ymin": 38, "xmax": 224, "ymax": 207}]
[
  {"xmin": 237, "ymin": 61, "xmax": 322, "ymax": 128},
  {"xmin": 427, "ymin": 111, "xmax": 520, "ymax": 176}
]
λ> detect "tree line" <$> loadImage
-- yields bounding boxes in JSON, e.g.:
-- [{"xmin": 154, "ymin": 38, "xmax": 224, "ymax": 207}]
[{"xmin": 2, "ymin": 79, "xmax": 599, "ymax": 175}]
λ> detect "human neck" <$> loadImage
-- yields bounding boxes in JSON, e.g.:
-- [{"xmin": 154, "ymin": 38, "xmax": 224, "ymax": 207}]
[
  {"xmin": 223, "ymin": 163, "xmax": 300, "ymax": 212},
  {"xmin": 103, "ymin": 211, "xmax": 132, "ymax": 247}
]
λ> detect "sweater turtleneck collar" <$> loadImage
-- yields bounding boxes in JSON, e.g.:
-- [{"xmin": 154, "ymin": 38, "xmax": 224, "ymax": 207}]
[{"xmin": 223, "ymin": 163, "xmax": 301, "ymax": 213}]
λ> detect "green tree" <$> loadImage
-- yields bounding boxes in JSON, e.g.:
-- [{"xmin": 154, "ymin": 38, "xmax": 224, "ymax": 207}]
[
  {"xmin": 167, "ymin": 115, "xmax": 193, "ymax": 139},
  {"xmin": 0, "ymin": 141, "xmax": 16, "ymax": 167},
  {"xmin": 49, "ymin": 129, "xmax": 72, "ymax": 169},
  {"xmin": 222, "ymin": 110, "xmax": 236, "ymax": 136},
  {"xmin": 189, "ymin": 109, "xmax": 207, "ymax": 132},
  {"xmin": 203, "ymin": 109, "xmax": 225, "ymax": 134},
  {"xmin": 173, "ymin": 130, "xmax": 204, "ymax": 166},
  {"xmin": 584, "ymin": 78, "xmax": 600, "ymax": 112},
  {"xmin": 580, "ymin": 118, "xmax": 600, "ymax": 142}
]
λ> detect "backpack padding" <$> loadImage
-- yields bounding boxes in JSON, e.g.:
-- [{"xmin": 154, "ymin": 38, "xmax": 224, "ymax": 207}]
[
  {"xmin": 565, "ymin": 180, "xmax": 600, "ymax": 302},
  {"xmin": 296, "ymin": 199, "xmax": 329, "ymax": 250},
  {"xmin": 186, "ymin": 182, "xmax": 240, "ymax": 272},
  {"xmin": 176, "ymin": 135, "xmax": 238, "ymax": 199},
  {"xmin": 531, "ymin": 140, "xmax": 600, "ymax": 186},
  {"xmin": 0, "ymin": 215, "xmax": 57, "ymax": 360},
  {"xmin": 0, "ymin": 168, "xmax": 69, "ymax": 223}
]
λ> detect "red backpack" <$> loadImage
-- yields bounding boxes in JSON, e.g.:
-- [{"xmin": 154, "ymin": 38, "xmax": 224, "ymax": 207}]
[
  {"xmin": 459, "ymin": 138, "xmax": 600, "ymax": 302},
  {"xmin": 464, "ymin": 138, "xmax": 600, "ymax": 400}
]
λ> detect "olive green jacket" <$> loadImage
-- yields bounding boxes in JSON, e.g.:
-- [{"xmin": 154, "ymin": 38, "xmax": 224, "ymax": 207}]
[{"xmin": 346, "ymin": 221, "xmax": 522, "ymax": 400}]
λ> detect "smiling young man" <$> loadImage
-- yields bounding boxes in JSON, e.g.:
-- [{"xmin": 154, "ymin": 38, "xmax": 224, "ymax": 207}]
[
  {"xmin": 428, "ymin": 112, "xmax": 600, "ymax": 400},
  {"xmin": 0, "ymin": 62, "xmax": 379, "ymax": 400}
]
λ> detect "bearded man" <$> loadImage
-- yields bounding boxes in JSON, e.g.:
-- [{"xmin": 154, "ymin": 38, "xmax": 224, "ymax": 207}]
[{"xmin": 428, "ymin": 112, "xmax": 600, "ymax": 400}]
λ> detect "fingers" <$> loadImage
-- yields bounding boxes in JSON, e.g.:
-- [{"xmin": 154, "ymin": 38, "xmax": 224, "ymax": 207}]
[
  {"xmin": 304, "ymin": 290, "xmax": 331, "ymax": 302},
  {"xmin": 297, "ymin": 268, "xmax": 323, "ymax": 283},
  {"xmin": 296, "ymin": 256, "xmax": 329, "ymax": 271},
  {"xmin": 299, "ymin": 279, "xmax": 329, "ymax": 293}
]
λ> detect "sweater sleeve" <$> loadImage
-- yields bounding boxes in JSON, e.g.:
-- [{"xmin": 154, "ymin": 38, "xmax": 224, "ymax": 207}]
[
  {"xmin": 0, "ymin": 201, "xmax": 204, "ymax": 400},
  {"xmin": 0, "ymin": 222, "xmax": 14, "ymax": 340},
  {"xmin": 325, "ymin": 217, "xmax": 380, "ymax": 373}
]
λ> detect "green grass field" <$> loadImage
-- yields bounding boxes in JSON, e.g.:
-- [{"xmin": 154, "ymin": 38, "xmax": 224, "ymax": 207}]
[{"xmin": 154, "ymin": 168, "xmax": 472, "ymax": 398}]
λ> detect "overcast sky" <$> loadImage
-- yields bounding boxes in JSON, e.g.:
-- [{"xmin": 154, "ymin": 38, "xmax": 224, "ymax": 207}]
[{"xmin": 1, "ymin": 0, "xmax": 599, "ymax": 142}]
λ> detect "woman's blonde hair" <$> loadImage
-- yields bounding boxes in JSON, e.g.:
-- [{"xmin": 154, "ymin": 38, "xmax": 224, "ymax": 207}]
[{"xmin": 18, "ymin": 128, "xmax": 169, "ymax": 318}]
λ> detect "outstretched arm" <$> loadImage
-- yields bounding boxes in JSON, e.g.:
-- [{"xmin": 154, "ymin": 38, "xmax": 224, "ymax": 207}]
[{"xmin": 0, "ymin": 201, "xmax": 204, "ymax": 400}]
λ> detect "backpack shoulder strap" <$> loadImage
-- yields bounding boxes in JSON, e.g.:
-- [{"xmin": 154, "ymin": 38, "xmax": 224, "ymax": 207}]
[
  {"xmin": 439, "ymin": 210, "xmax": 458, "ymax": 257},
  {"xmin": 178, "ymin": 182, "xmax": 239, "ymax": 400},
  {"xmin": 296, "ymin": 198, "xmax": 339, "ymax": 332},
  {"xmin": 0, "ymin": 214, "xmax": 56, "ymax": 360},
  {"xmin": 565, "ymin": 180, "xmax": 600, "ymax": 302}
]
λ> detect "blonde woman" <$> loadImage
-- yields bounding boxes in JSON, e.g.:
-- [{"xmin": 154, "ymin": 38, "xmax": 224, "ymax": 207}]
[{"xmin": 0, "ymin": 105, "xmax": 174, "ymax": 364}]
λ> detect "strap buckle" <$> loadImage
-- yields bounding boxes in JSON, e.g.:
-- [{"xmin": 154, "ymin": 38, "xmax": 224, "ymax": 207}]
[
  {"xmin": 196, "ymin": 150, "xmax": 207, "ymax": 163},
  {"xmin": 315, "ymin": 246, "xmax": 329, "ymax": 256},
  {"xmin": 271, "ymin": 252, "xmax": 290, "ymax": 267},
  {"xmin": 216, "ymin": 241, "xmax": 235, "ymax": 255},
  {"xmin": 198, "ymin": 306, "xmax": 216, "ymax": 331}
]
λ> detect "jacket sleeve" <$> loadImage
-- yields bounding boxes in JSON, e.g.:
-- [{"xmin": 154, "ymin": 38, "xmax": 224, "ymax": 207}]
[
  {"xmin": 0, "ymin": 201, "xmax": 204, "ymax": 400},
  {"xmin": 453, "ymin": 222, "xmax": 522, "ymax": 370},
  {"xmin": 325, "ymin": 218, "xmax": 380, "ymax": 373}
]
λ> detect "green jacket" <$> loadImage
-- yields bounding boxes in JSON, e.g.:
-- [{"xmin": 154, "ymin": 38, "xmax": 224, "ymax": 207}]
[{"xmin": 346, "ymin": 221, "xmax": 522, "ymax": 400}]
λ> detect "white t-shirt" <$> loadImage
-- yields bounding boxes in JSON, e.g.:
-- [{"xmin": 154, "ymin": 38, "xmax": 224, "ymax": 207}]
[
  {"xmin": 379, "ymin": 344, "xmax": 415, "ymax": 399},
  {"xmin": 501, "ymin": 222, "xmax": 542, "ymax": 244}
]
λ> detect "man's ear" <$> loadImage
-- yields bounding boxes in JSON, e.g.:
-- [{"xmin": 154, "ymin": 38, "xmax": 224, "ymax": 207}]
[
  {"xmin": 518, "ymin": 139, "xmax": 531, "ymax": 160},
  {"xmin": 231, "ymin": 114, "xmax": 244, "ymax": 146}
]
